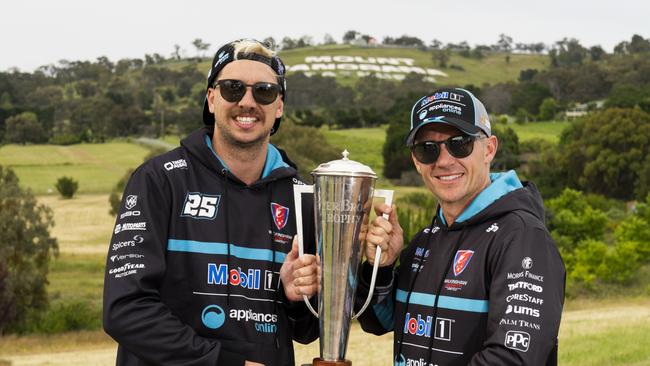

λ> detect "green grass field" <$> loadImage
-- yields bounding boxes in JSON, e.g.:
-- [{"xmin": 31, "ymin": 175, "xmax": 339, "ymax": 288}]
[
  {"xmin": 508, "ymin": 120, "xmax": 569, "ymax": 143},
  {"xmin": 321, "ymin": 126, "xmax": 387, "ymax": 177},
  {"xmin": 0, "ymin": 142, "xmax": 150, "ymax": 195}
]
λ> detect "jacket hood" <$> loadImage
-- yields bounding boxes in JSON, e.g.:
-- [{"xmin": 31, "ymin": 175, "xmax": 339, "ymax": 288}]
[
  {"xmin": 180, "ymin": 127, "xmax": 299, "ymax": 186},
  {"xmin": 440, "ymin": 170, "xmax": 546, "ymax": 229}
]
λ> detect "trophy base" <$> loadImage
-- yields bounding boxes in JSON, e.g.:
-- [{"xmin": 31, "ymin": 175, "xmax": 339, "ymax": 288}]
[{"xmin": 312, "ymin": 358, "xmax": 352, "ymax": 366}]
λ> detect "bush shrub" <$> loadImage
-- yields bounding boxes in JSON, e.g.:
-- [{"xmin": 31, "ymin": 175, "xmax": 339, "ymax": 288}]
[
  {"xmin": 55, "ymin": 176, "xmax": 79, "ymax": 199},
  {"xmin": 49, "ymin": 133, "xmax": 82, "ymax": 145},
  {"xmin": 13, "ymin": 300, "xmax": 101, "ymax": 334},
  {"xmin": 396, "ymin": 192, "xmax": 438, "ymax": 243}
]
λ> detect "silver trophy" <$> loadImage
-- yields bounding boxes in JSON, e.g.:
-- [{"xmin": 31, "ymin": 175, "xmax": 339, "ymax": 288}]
[{"xmin": 294, "ymin": 150, "xmax": 393, "ymax": 366}]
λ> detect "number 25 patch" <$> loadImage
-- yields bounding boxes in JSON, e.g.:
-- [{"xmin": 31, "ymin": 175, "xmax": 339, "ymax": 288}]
[{"xmin": 181, "ymin": 192, "xmax": 221, "ymax": 220}]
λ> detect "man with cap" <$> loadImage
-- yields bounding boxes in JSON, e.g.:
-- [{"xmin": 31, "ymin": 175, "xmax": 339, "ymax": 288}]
[
  {"xmin": 355, "ymin": 88, "xmax": 565, "ymax": 365},
  {"xmin": 103, "ymin": 39, "xmax": 319, "ymax": 366}
]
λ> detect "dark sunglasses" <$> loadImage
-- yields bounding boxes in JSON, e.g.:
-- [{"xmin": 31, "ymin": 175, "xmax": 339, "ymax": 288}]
[
  {"xmin": 411, "ymin": 135, "xmax": 481, "ymax": 164},
  {"xmin": 214, "ymin": 79, "xmax": 281, "ymax": 105}
]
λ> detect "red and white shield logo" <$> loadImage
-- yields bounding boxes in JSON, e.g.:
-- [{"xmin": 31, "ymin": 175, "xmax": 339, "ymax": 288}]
[
  {"xmin": 453, "ymin": 250, "xmax": 474, "ymax": 276},
  {"xmin": 271, "ymin": 203, "xmax": 289, "ymax": 230}
]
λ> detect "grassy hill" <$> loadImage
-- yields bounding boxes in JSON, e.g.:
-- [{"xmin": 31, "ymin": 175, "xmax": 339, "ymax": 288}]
[
  {"xmin": 0, "ymin": 142, "xmax": 149, "ymax": 195},
  {"xmin": 508, "ymin": 120, "xmax": 567, "ymax": 143},
  {"xmin": 193, "ymin": 44, "xmax": 549, "ymax": 87}
]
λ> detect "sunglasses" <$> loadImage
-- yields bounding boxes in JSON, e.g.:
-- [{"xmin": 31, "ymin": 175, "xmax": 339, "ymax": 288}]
[
  {"xmin": 411, "ymin": 135, "xmax": 481, "ymax": 164},
  {"xmin": 214, "ymin": 79, "xmax": 281, "ymax": 105}
]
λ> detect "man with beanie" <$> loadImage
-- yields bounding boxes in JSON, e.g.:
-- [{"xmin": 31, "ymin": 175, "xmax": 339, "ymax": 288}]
[
  {"xmin": 103, "ymin": 39, "xmax": 319, "ymax": 365},
  {"xmin": 356, "ymin": 88, "xmax": 565, "ymax": 365}
]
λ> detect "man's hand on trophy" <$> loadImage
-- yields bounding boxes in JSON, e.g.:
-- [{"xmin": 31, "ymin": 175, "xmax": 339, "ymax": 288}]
[
  {"xmin": 280, "ymin": 237, "xmax": 321, "ymax": 302},
  {"xmin": 365, "ymin": 203, "xmax": 404, "ymax": 267}
]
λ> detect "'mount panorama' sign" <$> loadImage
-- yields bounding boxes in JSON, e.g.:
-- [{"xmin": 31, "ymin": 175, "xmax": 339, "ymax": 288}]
[{"xmin": 285, "ymin": 55, "xmax": 447, "ymax": 83}]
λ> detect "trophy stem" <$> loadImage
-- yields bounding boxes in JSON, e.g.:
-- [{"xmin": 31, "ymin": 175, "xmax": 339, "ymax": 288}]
[{"xmin": 313, "ymin": 358, "xmax": 352, "ymax": 366}]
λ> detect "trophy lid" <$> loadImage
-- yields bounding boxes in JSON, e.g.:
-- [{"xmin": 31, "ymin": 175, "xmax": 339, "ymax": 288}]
[{"xmin": 311, "ymin": 150, "xmax": 377, "ymax": 178}]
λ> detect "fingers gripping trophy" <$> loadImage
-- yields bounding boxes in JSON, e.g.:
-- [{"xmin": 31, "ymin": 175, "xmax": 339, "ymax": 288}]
[{"xmin": 294, "ymin": 150, "xmax": 393, "ymax": 366}]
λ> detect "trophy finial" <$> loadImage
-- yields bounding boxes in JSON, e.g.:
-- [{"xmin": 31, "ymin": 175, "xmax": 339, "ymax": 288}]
[{"xmin": 342, "ymin": 149, "xmax": 349, "ymax": 160}]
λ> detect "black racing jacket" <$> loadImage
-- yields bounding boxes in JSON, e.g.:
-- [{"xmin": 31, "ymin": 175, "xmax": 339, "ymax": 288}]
[
  {"xmin": 103, "ymin": 127, "xmax": 318, "ymax": 366},
  {"xmin": 356, "ymin": 171, "xmax": 565, "ymax": 366}
]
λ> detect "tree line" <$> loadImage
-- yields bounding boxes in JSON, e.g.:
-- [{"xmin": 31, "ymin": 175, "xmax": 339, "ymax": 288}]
[{"xmin": 2, "ymin": 33, "xmax": 649, "ymax": 145}]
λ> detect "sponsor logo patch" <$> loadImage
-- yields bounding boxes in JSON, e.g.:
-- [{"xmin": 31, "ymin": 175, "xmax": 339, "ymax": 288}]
[
  {"xmin": 202, "ymin": 304, "xmax": 225, "ymax": 329},
  {"xmin": 270, "ymin": 203, "xmax": 289, "ymax": 230},
  {"xmin": 453, "ymin": 250, "xmax": 474, "ymax": 276},
  {"xmin": 125, "ymin": 195, "xmax": 137, "ymax": 210},
  {"xmin": 403, "ymin": 313, "xmax": 454, "ymax": 341},
  {"xmin": 522, "ymin": 257, "xmax": 533, "ymax": 270},
  {"xmin": 505, "ymin": 304, "xmax": 540, "ymax": 318},
  {"xmin": 109, "ymin": 262, "xmax": 145, "ymax": 278},
  {"xmin": 444, "ymin": 278, "xmax": 468, "ymax": 292},
  {"xmin": 505, "ymin": 330, "xmax": 530, "ymax": 352},
  {"xmin": 114, "ymin": 222, "xmax": 146, "ymax": 234},
  {"xmin": 110, "ymin": 253, "xmax": 145, "ymax": 262},
  {"xmin": 486, "ymin": 223, "xmax": 499, "ymax": 232},
  {"xmin": 499, "ymin": 318, "xmax": 541, "ymax": 331},
  {"xmin": 429, "ymin": 103, "xmax": 462, "ymax": 116},
  {"xmin": 420, "ymin": 91, "xmax": 449, "ymax": 107},
  {"xmin": 269, "ymin": 230, "xmax": 292, "ymax": 245},
  {"xmin": 507, "ymin": 270, "xmax": 544, "ymax": 282},
  {"xmin": 508, "ymin": 281, "xmax": 543, "ymax": 293},
  {"xmin": 506, "ymin": 293, "xmax": 544, "ymax": 305},
  {"xmin": 449, "ymin": 92, "xmax": 464, "ymax": 102},
  {"xmin": 207, "ymin": 264, "xmax": 261, "ymax": 290},
  {"xmin": 229, "ymin": 308, "xmax": 277, "ymax": 333},
  {"xmin": 111, "ymin": 234, "xmax": 144, "ymax": 251},
  {"xmin": 412, "ymin": 247, "xmax": 430, "ymax": 272},
  {"xmin": 119, "ymin": 210, "xmax": 141, "ymax": 219},
  {"xmin": 164, "ymin": 159, "xmax": 188, "ymax": 171},
  {"xmin": 181, "ymin": 192, "xmax": 220, "ymax": 220},
  {"xmin": 423, "ymin": 226, "xmax": 440, "ymax": 234}
]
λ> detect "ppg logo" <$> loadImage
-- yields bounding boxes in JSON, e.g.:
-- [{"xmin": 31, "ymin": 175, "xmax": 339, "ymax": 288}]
[{"xmin": 505, "ymin": 330, "xmax": 530, "ymax": 352}]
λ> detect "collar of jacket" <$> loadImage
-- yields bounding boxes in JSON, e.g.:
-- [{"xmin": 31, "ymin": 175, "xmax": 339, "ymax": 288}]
[
  {"xmin": 438, "ymin": 170, "xmax": 523, "ymax": 226},
  {"xmin": 202, "ymin": 134, "xmax": 289, "ymax": 179}
]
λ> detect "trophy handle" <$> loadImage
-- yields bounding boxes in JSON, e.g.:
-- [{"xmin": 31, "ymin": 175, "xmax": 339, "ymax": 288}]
[
  {"xmin": 292, "ymin": 184, "xmax": 319, "ymax": 318},
  {"xmin": 352, "ymin": 188, "xmax": 393, "ymax": 320}
]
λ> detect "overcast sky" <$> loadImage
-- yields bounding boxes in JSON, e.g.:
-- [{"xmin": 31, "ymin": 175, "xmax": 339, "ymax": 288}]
[{"xmin": 1, "ymin": 0, "xmax": 648, "ymax": 72}]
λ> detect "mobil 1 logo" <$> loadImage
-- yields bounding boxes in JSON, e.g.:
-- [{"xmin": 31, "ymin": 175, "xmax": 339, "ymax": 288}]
[
  {"xmin": 264, "ymin": 270, "xmax": 280, "ymax": 292},
  {"xmin": 181, "ymin": 192, "xmax": 220, "ymax": 220}
]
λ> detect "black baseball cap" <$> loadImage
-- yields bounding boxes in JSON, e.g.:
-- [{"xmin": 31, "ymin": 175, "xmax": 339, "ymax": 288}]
[
  {"xmin": 406, "ymin": 88, "xmax": 491, "ymax": 146},
  {"xmin": 202, "ymin": 39, "xmax": 287, "ymax": 135}
]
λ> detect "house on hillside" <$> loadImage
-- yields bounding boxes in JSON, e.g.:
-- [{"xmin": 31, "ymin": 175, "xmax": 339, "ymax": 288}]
[{"xmin": 564, "ymin": 100, "xmax": 605, "ymax": 120}]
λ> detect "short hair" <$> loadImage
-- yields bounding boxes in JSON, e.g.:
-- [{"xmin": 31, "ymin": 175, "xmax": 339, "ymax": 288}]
[{"xmin": 232, "ymin": 39, "xmax": 275, "ymax": 60}]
